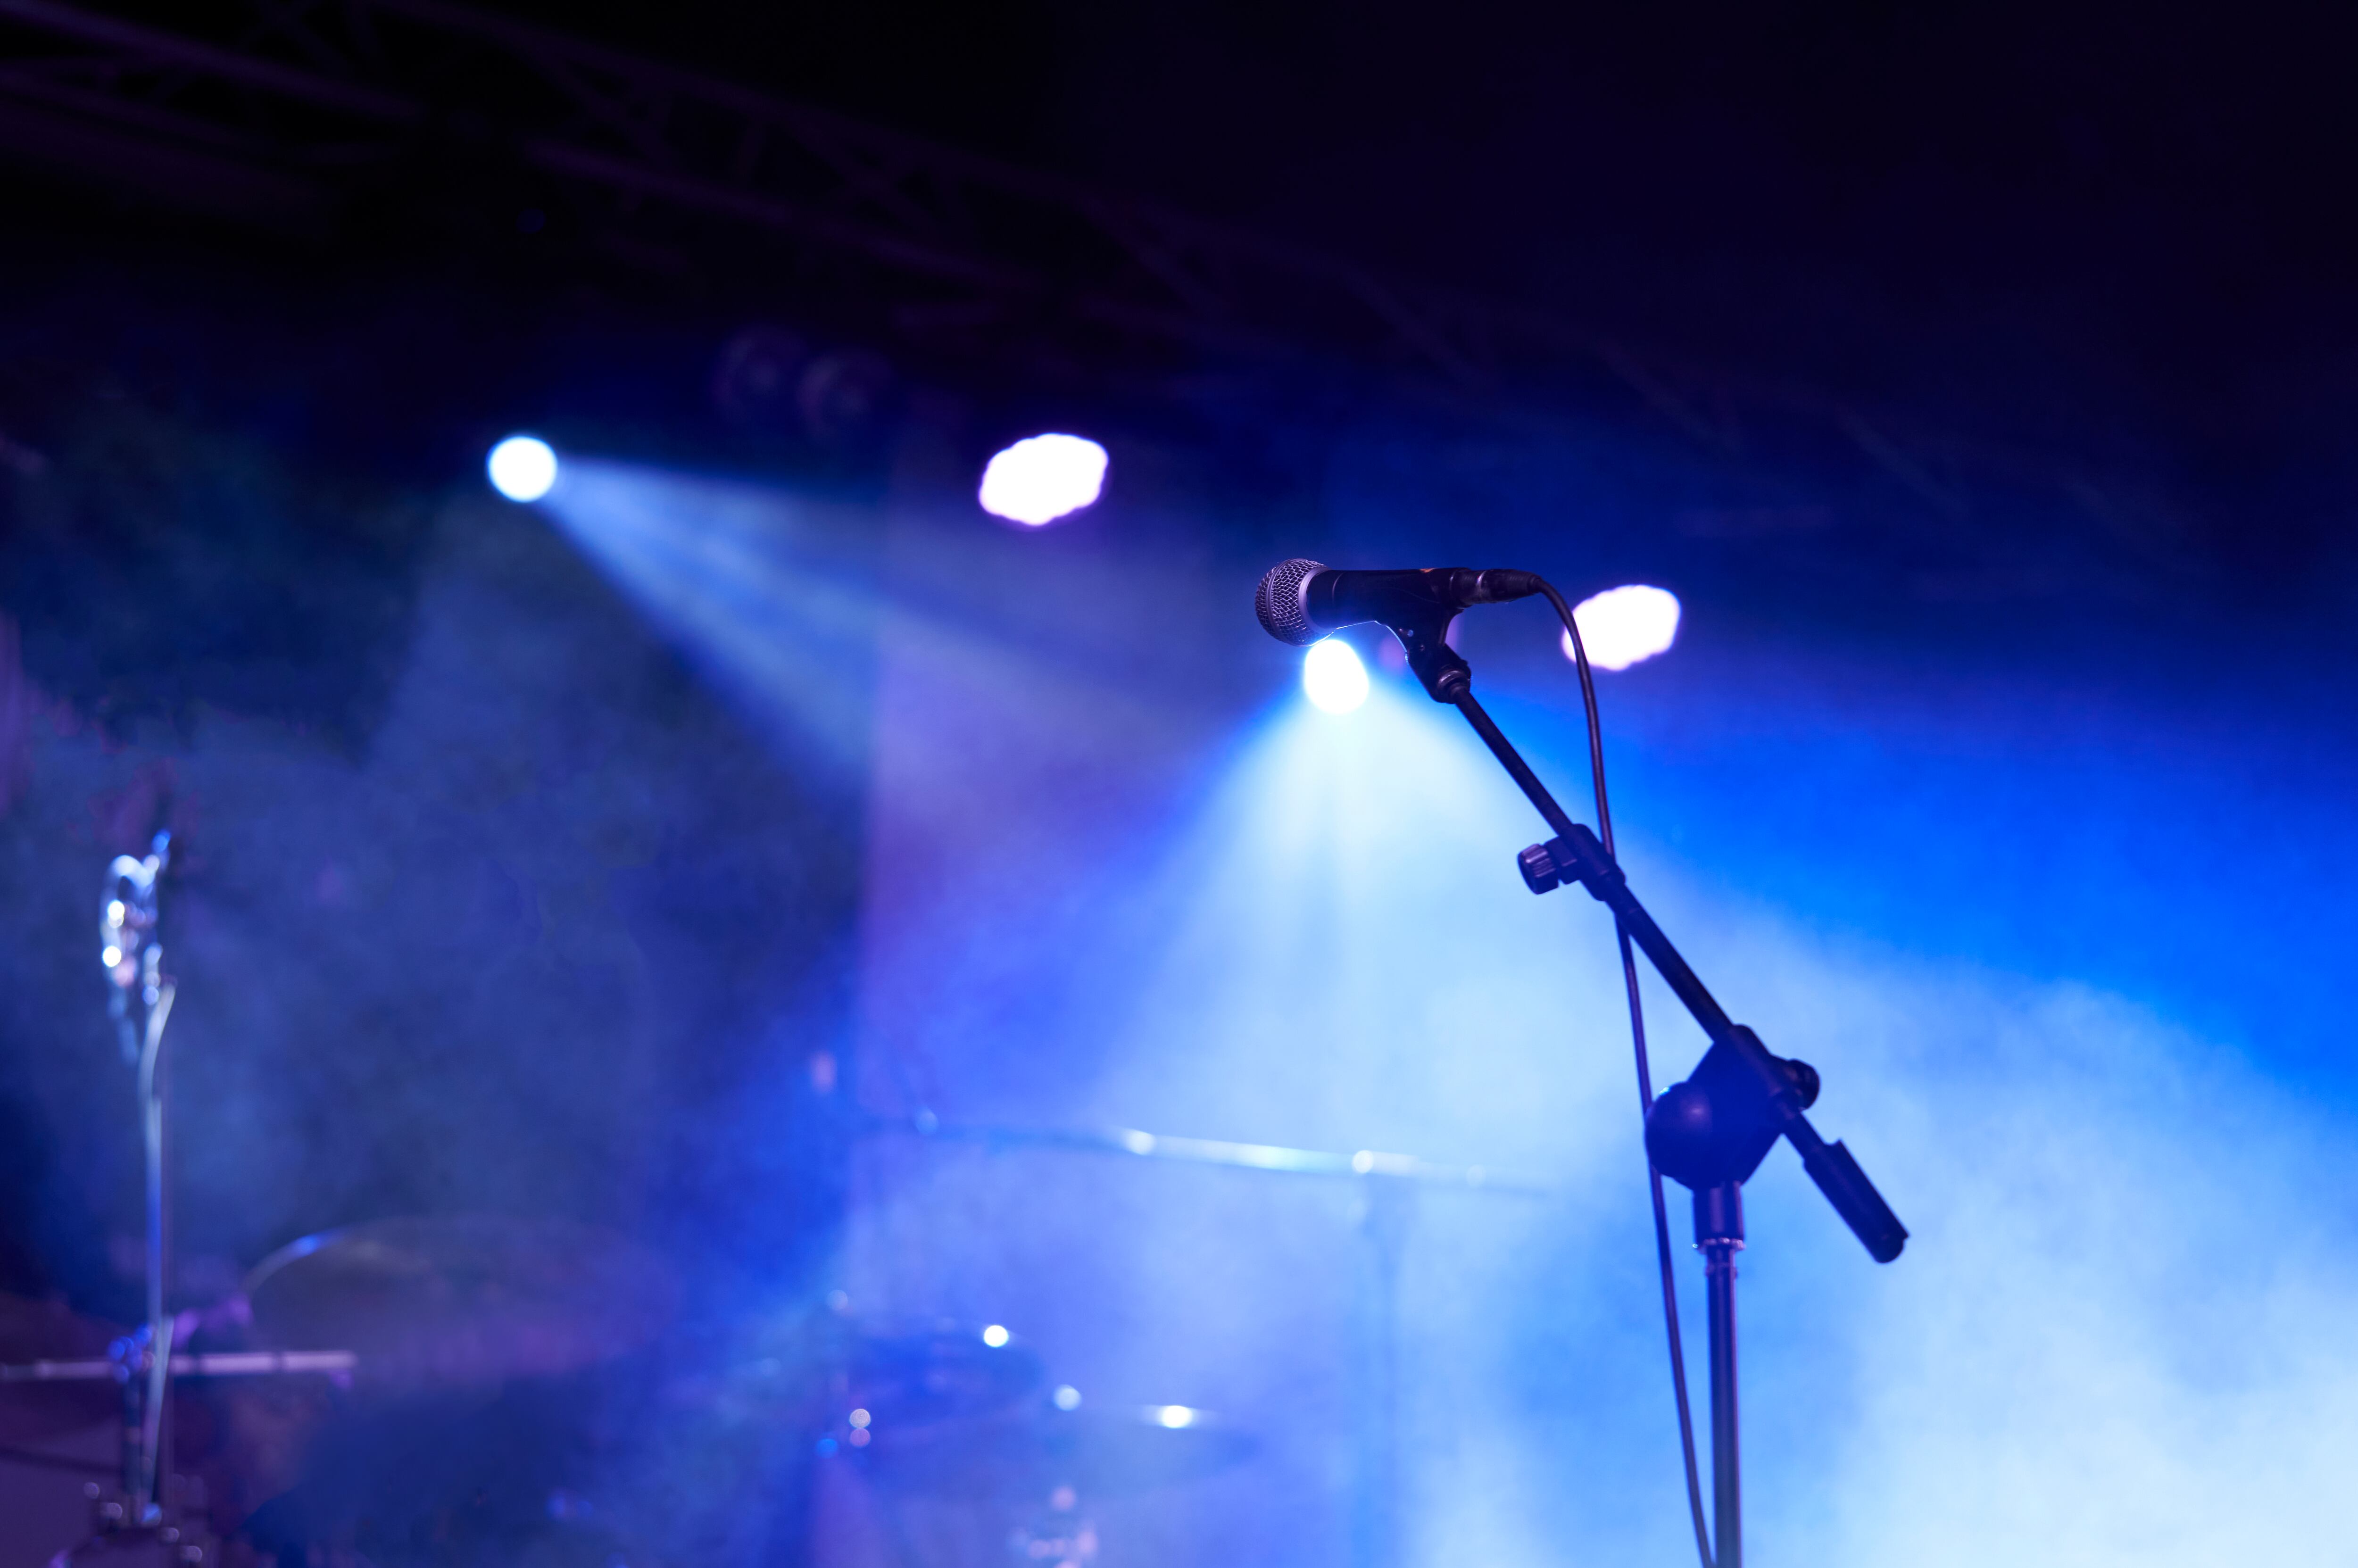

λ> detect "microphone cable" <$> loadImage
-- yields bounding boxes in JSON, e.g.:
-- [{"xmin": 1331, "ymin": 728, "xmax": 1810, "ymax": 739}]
[{"xmin": 1536, "ymin": 581, "xmax": 1716, "ymax": 1568}]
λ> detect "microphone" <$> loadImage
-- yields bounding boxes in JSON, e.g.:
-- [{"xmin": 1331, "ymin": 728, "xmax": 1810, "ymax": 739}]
[{"xmin": 1254, "ymin": 560, "xmax": 1544, "ymax": 646}]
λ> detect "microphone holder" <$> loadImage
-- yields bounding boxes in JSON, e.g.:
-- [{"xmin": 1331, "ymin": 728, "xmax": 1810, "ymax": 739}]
[{"xmin": 1391, "ymin": 614, "xmax": 1905, "ymax": 1568}]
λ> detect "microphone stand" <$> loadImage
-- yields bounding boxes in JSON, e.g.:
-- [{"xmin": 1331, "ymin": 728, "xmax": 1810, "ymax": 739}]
[
  {"xmin": 102, "ymin": 833, "xmax": 178, "ymax": 1529},
  {"xmin": 1387, "ymin": 619, "xmax": 1906, "ymax": 1568}
]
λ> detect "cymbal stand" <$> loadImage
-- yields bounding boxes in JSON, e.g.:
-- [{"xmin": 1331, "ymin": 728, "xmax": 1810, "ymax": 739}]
[
  {"xmin": 100, "ymin": 831, "xmax": 177, "ymax": 1526},
  {"xmin": 1351, "ymin": 1174, "xmax": 1411, "ymax": 1568},
  {"xmin": 869, "ymin": 1116, "xmax": 1549, "ymax": 1568}
]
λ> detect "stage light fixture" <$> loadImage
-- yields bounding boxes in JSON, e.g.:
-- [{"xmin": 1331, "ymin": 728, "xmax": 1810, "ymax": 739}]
[
  {"xmin": 977, "ymin": 433, "xmax": 1108, "ymax": 525},
  {"xmin": 1561, "ymin": 584, "xmax": 1680, "ymax": 671},
  {"xmin": 487, "ymin": 435, "xmax": 559, "ymax": 502},
  {"xmin": 1302, "ymin": 637, "xmax": 1369, "ymax": 713}
]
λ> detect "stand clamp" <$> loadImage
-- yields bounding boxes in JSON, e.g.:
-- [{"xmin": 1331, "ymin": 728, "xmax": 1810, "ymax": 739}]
[{"xmin": 1519, "ymin": 826, "xmax": 1906, "ymax": 1261}]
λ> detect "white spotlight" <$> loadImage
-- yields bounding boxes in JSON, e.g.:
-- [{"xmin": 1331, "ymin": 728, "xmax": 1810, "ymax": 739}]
[
  {"xmin": 1561, "ymin": 584, "xmax": 1681, "ymax": 671},
  {"xmin": 978, "ymin": 433, "xmax": 1108, "ymax": 526},
  {"xmin": 1302, "ymin": 638, "xmax": 1369, "ymax": 713},
  {"xmin": 487, "ymin": 434, "xmax": 559, "ymax": 502}
]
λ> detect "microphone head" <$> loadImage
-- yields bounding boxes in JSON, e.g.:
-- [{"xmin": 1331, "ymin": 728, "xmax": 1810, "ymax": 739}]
[{"xmin": 1255, "ymin": 558, "xmax": 1327, "ymax": 646}]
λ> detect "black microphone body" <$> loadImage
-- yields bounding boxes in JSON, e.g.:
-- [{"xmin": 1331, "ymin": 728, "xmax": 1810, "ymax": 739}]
[{"xmin": 1254, "ymin": 559, "xmax": 1543, "ymax": 646}]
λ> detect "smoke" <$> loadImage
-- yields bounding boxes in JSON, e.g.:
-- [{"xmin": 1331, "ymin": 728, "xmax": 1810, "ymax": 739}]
[{"xmin": 843, "ymin": 587, "xmax": 2358, "ymax": 1566}]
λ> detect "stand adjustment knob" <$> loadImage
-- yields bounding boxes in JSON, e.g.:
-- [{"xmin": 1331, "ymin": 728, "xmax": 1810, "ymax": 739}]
[{"xmin": 1517, "ymin": 842, "xmax": 1563, "ymax": 894}]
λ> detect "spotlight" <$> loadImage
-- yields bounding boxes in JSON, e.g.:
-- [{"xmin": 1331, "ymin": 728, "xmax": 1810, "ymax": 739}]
[
  {"xmin": 487, "ymin": 434, "xmax": 558, "ymax": 502},
  {"xmin": 1302, "ymin": 638, "xmax": 1369, "ymax": 713},
  {"xmin": 797, "ymin": 348, "xmax": 900, "ymax": 453},
  {"xmin": 1561, "ymin": 584, "xmax": 1680, "ymax": 671},
  {"xmin": 978, "ymin": 433, "xmax": 1108, "ymax": 526},
  {"xmin": 710, "ymin": 325, "xmax": 810, "ymax": 437}
]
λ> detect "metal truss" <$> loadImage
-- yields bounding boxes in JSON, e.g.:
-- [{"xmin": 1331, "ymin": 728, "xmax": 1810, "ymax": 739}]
[
  {"xmin": 0, "ymin": 0, "xmax": 2194, "ymax": 587},
  {"xmin": 0, "ymin": 0, "xmax": 1536, "ymax": 380}
]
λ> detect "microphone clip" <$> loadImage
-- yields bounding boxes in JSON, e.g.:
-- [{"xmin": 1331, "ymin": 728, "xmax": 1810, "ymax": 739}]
[{"xmin": 1388, "ymin": 614, "xmax": 1472, "ymax": 703}]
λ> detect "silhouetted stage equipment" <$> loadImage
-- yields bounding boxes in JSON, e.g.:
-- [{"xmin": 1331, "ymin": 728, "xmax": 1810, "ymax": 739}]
[
  {"xmin": 671, "ymin": 1313, "xmax": 1049, "ymax": 1434},
  {"xmin": 8, "ymin": 838, "xmax": 701, "ymax": 1565},
  {"xmin": 0, "ymin": 1295, "xmax": 120, "ymax": 1444},
  {"xmin": 871, "ymin": 1112, "xmax": 1548, "ymax": 1568},
  {"xmin": 834, "ymin": 1319, "xmax": 1047, "ymax": 1427},
  {"xmin": 19, "ymin": 830, "xmax": 1298, "ymax": 1568},
  {"xmin": 863, "ymin": 1399, "xmax": 1255, "ymax": 1501},
  {"xmin": 2, "ymin": 835, "xmax": 284, "ymax": 1563},
  {"xmin": 1258, "ymin": 557, "xmax": 1908, "ymax": 1568},
  {"xmin": 244, "ymin": 1215, "xmax": 681, "ymax": 1392}
]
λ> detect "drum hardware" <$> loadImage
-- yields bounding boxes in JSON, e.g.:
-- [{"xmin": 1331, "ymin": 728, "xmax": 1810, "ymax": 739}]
[
  {"xmin": 827, "ymin": 1318, "xmax": 1046, "ymax": 1430},
  {"xmin": 27, "ymin": 849, "xmax": 1442, "ymax": 1565},
  {"xmin": 673, "ymin": 1314, "xmax": 1048, "ymax": 1459},
  {"xmin": 872, "ymin": 1111, "xmax": 1546, "ymax": 1568},
  {"xmin": 44, "ymin": 1514, "xmax": 217, "ymax": 1567},
  {"xmin": 4, "ymin": 1351, "xmax": 361, "ymax": 1385},
  {"xmin": 0, "ymin": 1295, "xmax": 122, "ymax": 1445},
  {"xmin": 846, "ymin": 1388, "xmax": 1253, "ymax": 1567},
  {"xmin": 241, "ymin": 1215, "xmax": 680, "ymax": 1394},
  {"xmin": 874, "ymin": 1113, "xmax": 1553, "ymax": 1195},
  {"xmin": 4, "ymin": 839, "xmax": 372, "ymax": 1565},
  {"xmin": 855, "ymin": 1396, "xmax": 1254, "ymax": 1502}
]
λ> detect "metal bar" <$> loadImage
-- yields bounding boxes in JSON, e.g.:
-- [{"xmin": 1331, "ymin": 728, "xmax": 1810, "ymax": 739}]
[
  {"xmin": 0, "ymin": 0, "xmax": 420, "ymax": 119},
  {"xmin": 1348, "ymin": 272, "xmax": 1488, "ymax": 387},
  {"xmin": 1587, "ymin": 880, "xmax": 1739, "ymax": 1047},
  {"xmin": 2, "ymin": 1350, "xmax": 359, "ymax": 1381},
  {"xmin": 519, "ymin": 136, "xmax": 1037, "ymax": 290},
  {"xmin": 0, "ymin": 65, "xmax": 291, "ymax": 152},
  {"xmin": 1705, "ymin": 1243, "xmax": 1740, "ymax": 1568},
  {"xmin": 1447, "ymin": 689, "xmax": 1578, "ymax": 838},
  {"xmin": 0, "ymin": 0, "xmax": 2149, "ymax": 533},
  {"xmin": 877, "ymin": 1117, "xmax": 1552, "ymax": 1195}
]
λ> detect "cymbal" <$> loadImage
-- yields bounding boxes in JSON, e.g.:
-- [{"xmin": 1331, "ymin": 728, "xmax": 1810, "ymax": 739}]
[
  {"xmin": 245, "ymin": 1215, "xmax": 679, "ymax": 1391},
  {"xmin": 0, "ymin": 1294, "xmax": 119, "ymax": 1443},
  {"xmin": 859, "ymin": 1401, "xmax": 1255, "ymax": 1501},
  {"xmin": 677, "ymin": 1317, "xmax": 1046, "ymax": 1430},
  {"xmin": 839, "ymin": 1320, "xmax": 1046, "ymax": 1426}
]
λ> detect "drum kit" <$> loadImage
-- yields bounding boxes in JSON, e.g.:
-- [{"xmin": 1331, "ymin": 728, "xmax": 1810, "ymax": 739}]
[{"xmin": 0, "ymin": 838, "xmax": 1543, "ymax": 1568}]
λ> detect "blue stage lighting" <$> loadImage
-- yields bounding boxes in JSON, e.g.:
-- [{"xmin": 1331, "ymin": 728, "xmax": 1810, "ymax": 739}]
[
  {"xmin": 978, "ymin": 433, "xmax": 1108, "ymax": 525},
  {"xmin": 1561, "ymin": 584, "xmax": 1680, "ymax": 670},
  {"xmin": 1302, "ymin": 637, "xmax": 1369, "ymax": 713},
  {"xmin": 487, "ymin": 434, "xmax": 559, "ymax": 502}
]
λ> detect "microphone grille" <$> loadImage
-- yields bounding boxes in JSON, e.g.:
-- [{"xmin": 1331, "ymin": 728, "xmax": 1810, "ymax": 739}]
[{"xmin": 1254, "ymin": 558, "xmax": 1326, "ymax": 646}]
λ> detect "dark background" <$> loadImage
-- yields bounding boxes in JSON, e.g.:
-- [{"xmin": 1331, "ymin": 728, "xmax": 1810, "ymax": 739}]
[{"xmin": 8, "ymin": 0, "xmax": 2358, "ymax": 625}]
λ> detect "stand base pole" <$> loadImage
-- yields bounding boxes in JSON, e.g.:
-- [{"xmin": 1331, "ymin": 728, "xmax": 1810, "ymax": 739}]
[{"xmin": 1696, "ymin": 1183, "xmax": 1744, "ymax": 1568}]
